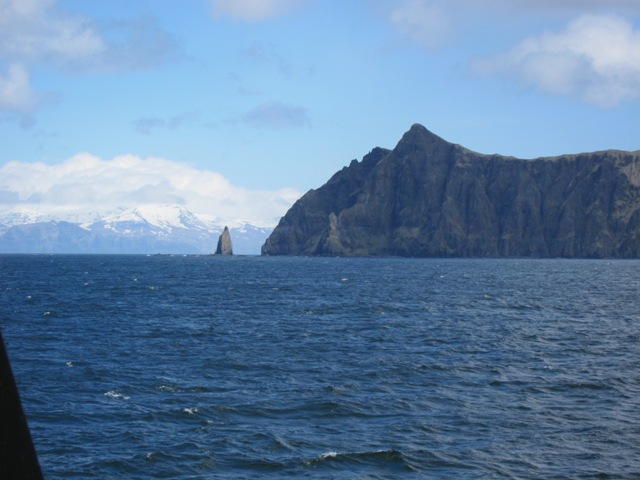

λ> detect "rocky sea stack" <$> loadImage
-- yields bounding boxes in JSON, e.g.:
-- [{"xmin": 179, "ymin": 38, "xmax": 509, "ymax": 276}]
[
  {"xmin": 262, "ymin": 124, "xmax": 640, "ymax": 258},
  {"xmin": 215, "ymin": 226, "xmax": 233, "ymax": 255}
]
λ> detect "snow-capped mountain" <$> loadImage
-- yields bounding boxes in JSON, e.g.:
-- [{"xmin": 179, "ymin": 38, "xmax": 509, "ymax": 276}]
[
  {"xmin": 0, "ymin": 205, "xmax": 274, "ymax": 254},
  {"xmin": 94, "ymin": 205, "xmax": 211, "ymax": 235}
]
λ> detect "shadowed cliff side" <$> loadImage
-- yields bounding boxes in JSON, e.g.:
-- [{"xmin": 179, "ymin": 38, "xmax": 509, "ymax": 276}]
[{"xmin": 262, "ymin": 124, "xmax": 640, "ymax": 258}]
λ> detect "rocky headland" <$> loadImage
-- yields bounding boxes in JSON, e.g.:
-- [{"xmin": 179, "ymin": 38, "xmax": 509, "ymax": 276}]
[{"xmin": 262, "ymin": 124, "xmax": 640, "ymax": 258}]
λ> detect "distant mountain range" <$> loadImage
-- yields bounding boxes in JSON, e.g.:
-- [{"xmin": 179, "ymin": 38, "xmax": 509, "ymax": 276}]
[
  {"xmin": 0, "ymin": 205, "xmax": 272, "ymax": 255},
  {"xmin": 263, "ymin": 124, "xmax": 640, "ymax": 258}
]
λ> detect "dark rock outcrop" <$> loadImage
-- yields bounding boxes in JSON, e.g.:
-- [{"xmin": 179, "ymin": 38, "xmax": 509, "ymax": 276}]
[
  {"xmin": 262, "ymin": 124, "xmax": 640, "ymax": 258},
  {"xmin": 215, "ymin": 226, "xmax": 233, "ymax": 255}
]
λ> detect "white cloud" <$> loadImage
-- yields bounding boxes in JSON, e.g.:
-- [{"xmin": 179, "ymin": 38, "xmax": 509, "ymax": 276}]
[
  {"xmin": 242, "ymin": 100, "xmax": 310, "ymax": 129},
  {"xmin": 0, "ymin": 0, "xmax": 106, "ymax": 64},
  {"xmin": 0, "ymin": 0, "xmax": 181, "ymax": 121},
  {"xmin": 480, "ymin": 0, "xmax": 640, "ymax": 12},
  {"xmin": 384, "ymin": 0, "xmax": 640, "ymax": 50},
  {"xmin": 472, "ymin": 14, "xmax": 640, "ymax": 107},
  {"xmin": 0, "ymin": 62, "xmax": 58, "ymax": 126},
  {"xmin": 389, "ymin": 0, "xmax": 454, "ymax": 49},
  {"xmin": 0, "ymin": 0, "xmax": 180, "ymax": 72},
  {"xmin": 210, "ymin": 0, "xmax": 308, "ymax": 22},
  {"xmin": 0, "ymin": 63, "xmax": 38, "ymax": 113},
  {"xmin": 0, "ymin": 154, "xmax": 301, "ymax": 226}
]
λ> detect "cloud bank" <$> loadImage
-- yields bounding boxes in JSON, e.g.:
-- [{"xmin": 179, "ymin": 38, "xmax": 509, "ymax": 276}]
[
  {"xmin": 0, "ymin": 154, "xmax": 301, "ymax": 226},
  {"xmin": 473, "ymin": 14, "xmax": 640, "ymax": 107}
]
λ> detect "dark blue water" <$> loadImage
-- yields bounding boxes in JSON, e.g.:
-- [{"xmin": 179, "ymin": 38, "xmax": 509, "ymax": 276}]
[{"xmin": 1, "ymin": 255, "xmax": 639, "ymax": 479}]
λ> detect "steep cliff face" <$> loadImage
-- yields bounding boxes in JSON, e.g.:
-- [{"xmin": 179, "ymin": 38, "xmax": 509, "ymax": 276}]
[{"xmin": 262, "ymin": 124, "xmax": 640, "ymax": 258}]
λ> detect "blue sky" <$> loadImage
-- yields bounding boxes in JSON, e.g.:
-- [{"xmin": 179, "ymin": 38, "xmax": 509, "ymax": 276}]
[{"xmin": 1, "ymin": 0, "xmax": 640, "ymax": 225}]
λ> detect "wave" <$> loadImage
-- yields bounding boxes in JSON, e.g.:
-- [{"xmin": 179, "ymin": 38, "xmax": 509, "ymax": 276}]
[
  {"xmin": 223, "ymin": 448, "xmax": 415, "ymax": 476},
  {"xmin": 303, "ymin": 448, "xmax": 413, "ymax": 470},
  {"xmin": 104, "ymin": 390, "xmax": 130, "ymax": 400}
]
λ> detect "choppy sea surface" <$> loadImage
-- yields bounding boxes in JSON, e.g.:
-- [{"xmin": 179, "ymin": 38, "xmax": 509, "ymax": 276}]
[{"xmin": 1, "ymin": 254, "xmax": 639, "ymax": 479}]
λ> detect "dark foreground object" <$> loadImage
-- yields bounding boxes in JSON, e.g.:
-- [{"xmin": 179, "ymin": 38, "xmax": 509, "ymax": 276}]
[{"xmin": 0, "ymin": 331, "xmax": 44, "ymax": 480}]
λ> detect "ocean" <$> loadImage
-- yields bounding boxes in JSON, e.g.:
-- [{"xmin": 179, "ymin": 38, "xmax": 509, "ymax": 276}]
[{"xmin": 1, "ymin": 254, "xmax": 639, "ymax": 479}]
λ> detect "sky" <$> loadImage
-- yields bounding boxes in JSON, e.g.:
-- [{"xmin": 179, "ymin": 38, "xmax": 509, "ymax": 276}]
[{"xmin": 1, "ymin": 0, "xmax": 640, "ymax": 226}]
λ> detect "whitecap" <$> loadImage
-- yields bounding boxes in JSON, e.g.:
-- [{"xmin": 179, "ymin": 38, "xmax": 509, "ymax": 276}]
[
  {"xmin": 306, "ymin": 448, "xmax": 406, "ymax": 466},
  {"xmin": 104, "ymin": 390, "xmax": 130, "ymax": 400},
  {"xmin": 157, "ymin": 384, "xmax": 178, "ymax": 392},
  {"xmin": 183, "ymin": 407, "xmax": 198, "ymax": 415},
  {"xmin": 320, "ymin": 451, "xmax": 339, "ymax": 459}
]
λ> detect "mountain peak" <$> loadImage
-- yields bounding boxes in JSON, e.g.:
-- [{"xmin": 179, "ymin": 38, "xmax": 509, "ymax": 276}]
[
  {"xmin": 405, "ymin": 123, "xmax": 449, "ymax": 143},
  {"xmin": 393, "ymin": 124, "xmax": 452, "ymax": 158},
  {"xmin": 409, "ymin": 123, "xmax": 428, "ymax": 133}
]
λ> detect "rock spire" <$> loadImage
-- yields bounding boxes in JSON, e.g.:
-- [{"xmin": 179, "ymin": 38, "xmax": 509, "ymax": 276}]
[{"xmin": 215, "ymin": 226, "xmax": 233, "ymax": 255}]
